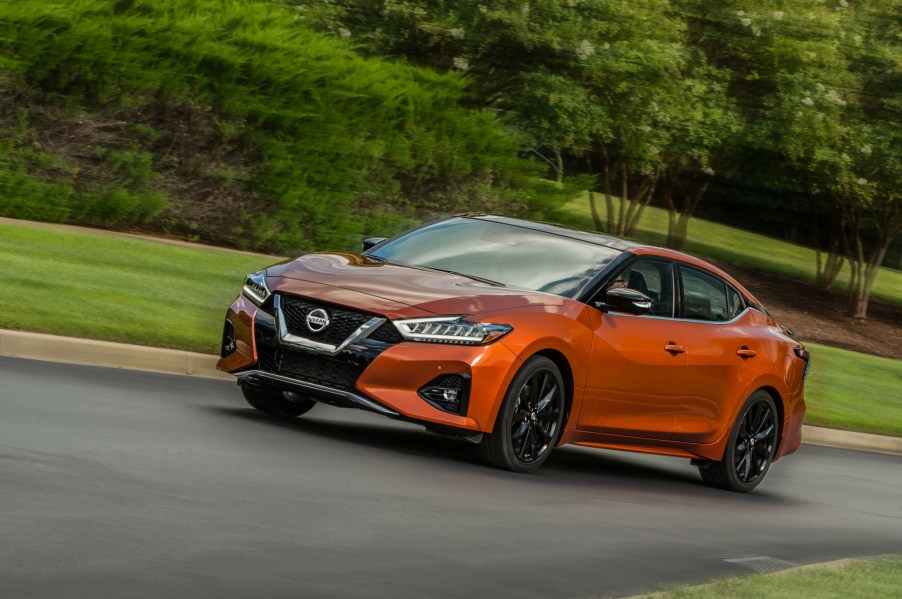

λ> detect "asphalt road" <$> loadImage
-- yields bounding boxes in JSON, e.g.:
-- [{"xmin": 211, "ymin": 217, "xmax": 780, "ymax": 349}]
[{"xmin": 2, "ymin": 356, "xmax": 901, "ymax": 599}]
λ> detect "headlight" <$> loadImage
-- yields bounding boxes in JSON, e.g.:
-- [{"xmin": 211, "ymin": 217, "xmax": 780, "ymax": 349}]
[
  {"xmin": 393, "ymin": 316, "xmax": 512, "ymax": 345},
  {"xmin": 242, "ymin": 271, "xmax": 270, "ymax": 306}
]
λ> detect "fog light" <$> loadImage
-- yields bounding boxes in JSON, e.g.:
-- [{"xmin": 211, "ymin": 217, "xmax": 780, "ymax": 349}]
[
  {"xmin": 221, "ymin": 319, "xmax": 237, "ymax": 358},
  {"xmin": 418, "ymin": 374, "xmax": 470, "ymax": 416}
]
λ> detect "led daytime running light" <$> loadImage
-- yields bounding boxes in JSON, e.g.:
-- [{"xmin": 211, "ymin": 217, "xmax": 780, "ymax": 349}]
[
  {"xmin": 394, "ymin": 316, "xmax": 512, "ymax": 345},
  {"xmin": 242, "ymin": 271, "xmax": 270, "ymax": 306}
]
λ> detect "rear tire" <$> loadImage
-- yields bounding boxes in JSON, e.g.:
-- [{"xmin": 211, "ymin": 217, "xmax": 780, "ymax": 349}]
[
  {"xmin": 699, "ymin": 390, "xmax": 778, "ymax": 492},
  {"xmin": 241, "ymin": 385, "xmax": 316, "ymax": 417},
  {"xmin": 480, "ymin": 356, "xmax": 565, "ymax": 473}
]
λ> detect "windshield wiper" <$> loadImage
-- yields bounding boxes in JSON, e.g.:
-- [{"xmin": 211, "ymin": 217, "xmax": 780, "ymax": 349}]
[
  {"xmin": 420, "ymin": 266, "xmax": 506, "ymax": 287},
  {"xmin": 368, "ymin": 256, "xmax": 505, "ymax": 287}
]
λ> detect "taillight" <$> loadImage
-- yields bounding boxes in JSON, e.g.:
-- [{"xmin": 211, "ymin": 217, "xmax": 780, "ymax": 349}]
[{"xmin": 794, "ymin": 347, "xmax": 811, "ymax": 380}]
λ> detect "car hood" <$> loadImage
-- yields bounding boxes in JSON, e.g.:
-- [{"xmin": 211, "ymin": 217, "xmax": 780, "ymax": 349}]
[{"xmin": 266, "ymin": 252, "xmax": 563, "ymax": 317}]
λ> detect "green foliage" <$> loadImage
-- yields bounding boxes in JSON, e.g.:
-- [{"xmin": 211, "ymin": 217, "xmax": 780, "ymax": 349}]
[
  {"xmin": 291, "ymin": 0, "xmax": 744, "ymax": 244},
  {"xmin": 0, "ymin": 0, "xmax": 572, "ymax": 253},
  {"xmin": 295, "ymin": 0, "xmax": 900, "ymax": 313},
  {"xmin": 0, "ymin": 220, "xmax": 270, "ymax": 353},
  {"xmin": 294, "ymin": 0, "xmax": 689, "ymax": 206},
  {"xmin": 805, "ymin": 343, "xmax": 902, "ymax": 437},
  {"xmin": 654, "ymin": 555, "xmax": 902, "ymax": 599},
  {"xmin": 556, "ymin": 194, "xmax": 902, "ymax": 306},
  {"xmin": 678, "ymin": 0, "xmax": 902, "ymax": 316},
  {"xmin": 0, "ymin": 115, "xmax": 169, "ymax": 226}
]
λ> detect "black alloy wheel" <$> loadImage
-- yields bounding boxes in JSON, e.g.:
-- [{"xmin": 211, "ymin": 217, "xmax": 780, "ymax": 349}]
[
  {"xmin": 241, "ymin": 385, "xmax": 317, "ymax": 417},
  {"xmin": 699, "ymin": 391, "xmax": 779, "ymax": 492},
  {"xmin": 480, "ymin": 356, "xmax": 566, "ymax": 473}
]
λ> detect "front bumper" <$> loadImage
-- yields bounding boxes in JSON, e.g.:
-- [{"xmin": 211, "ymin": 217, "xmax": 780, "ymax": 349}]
[{"xmin": 217, "ymin": 295, "xmax": 520, "ymax": 433}]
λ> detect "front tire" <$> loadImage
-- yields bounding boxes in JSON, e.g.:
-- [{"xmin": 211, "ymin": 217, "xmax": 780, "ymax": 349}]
[
  {"xmin": 241, "ymin": 385, "xmax": 316, "ymax": 417},
  {"xmin": 480, "ymin": 356, "xmax": 566, "ymax": 473},
  {"xmin": 699, "ymin": 390, "xmax": 779, "ymax": 492}
]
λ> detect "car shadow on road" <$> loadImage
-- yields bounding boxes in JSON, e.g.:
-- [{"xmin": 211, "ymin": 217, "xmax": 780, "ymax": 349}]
[
  {"xmin": 207, "ymin": 405, "xmax": 481, "ymax": 465},
  {"xmin": 206, "ymin": 405, "xmax": 796, "ymax": 502}
]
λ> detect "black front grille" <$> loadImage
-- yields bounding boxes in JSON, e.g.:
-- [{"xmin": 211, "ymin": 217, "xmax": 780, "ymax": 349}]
[
  {"xmin": 369, "ymin": 321, "xmax": 404, "ymax": 344},
  {"xmin": 255, "ymin": 337, "xmax": 367, "ymax": 392},
  {"xmin": 279, "ymin": 295, "xmax": 375, "ymax": 346}
]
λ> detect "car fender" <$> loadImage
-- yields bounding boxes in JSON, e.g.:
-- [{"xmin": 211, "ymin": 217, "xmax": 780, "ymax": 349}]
[{"xmin": 493, "ymin": 303, "xmax": 594, "ymax": 432}]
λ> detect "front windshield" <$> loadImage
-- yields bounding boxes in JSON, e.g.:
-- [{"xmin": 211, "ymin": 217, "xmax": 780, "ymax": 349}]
[{"xmin": 369, "ymin": 218, "xmax": 621, "ymax": 298}]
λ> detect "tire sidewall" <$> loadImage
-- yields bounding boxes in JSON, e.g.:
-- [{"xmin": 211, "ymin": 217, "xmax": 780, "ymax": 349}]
[
  {"xmin": 724, "ymin": 391, "xmax": 779, "ymax": 492},
  {"xmin": 492, "ymin": 356, "xmax": 565, "ymax": 472}
]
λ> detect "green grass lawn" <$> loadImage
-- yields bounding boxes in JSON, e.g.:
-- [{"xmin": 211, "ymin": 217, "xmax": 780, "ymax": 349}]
[
  {"xmin": 0, "ymin": 221, "xmax": 272, "ymax": 353},
  {"xmin": 646, "ymin": 555, "xmax": 902, "ymax": 599},
  {"xmin": 1, "ymin": 219, "xmax": 899, "ymax": 436},
  {"xmin": 804, "ymin": 343, "xmax": 902, "ymax": 437},
  {"xmin": 554, "ymin": 196, "xmax": 902, "ymax": 305}
]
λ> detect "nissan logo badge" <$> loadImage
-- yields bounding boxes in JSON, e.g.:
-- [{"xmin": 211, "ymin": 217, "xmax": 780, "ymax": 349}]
[{"xmin": 306, "ymin": 308, "xmax": 331, "ymax": 333}]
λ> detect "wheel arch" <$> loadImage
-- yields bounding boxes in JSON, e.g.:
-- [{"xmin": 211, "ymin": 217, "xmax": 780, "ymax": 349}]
[
  {"xmin": 755, "ymin": 385, "xmax": 785, "ymax": 453},
  {"xmin": 530, "ymin": 348, "xmax": 575, "ymax": 431}
]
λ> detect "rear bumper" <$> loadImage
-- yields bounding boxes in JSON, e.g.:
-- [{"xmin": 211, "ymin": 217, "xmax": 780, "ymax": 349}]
[{"xmin": 777, "ymin": 398, "xmax": 806, "ymax": 459}]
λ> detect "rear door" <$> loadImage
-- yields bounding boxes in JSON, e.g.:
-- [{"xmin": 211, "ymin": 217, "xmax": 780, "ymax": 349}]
[{"xmin": 675, "ymin": 264, "xmax": 762, "ymax": 443}]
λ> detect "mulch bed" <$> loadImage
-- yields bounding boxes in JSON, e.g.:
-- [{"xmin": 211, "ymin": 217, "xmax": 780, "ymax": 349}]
[{"xmin": 717, "ymin": 262, "xmax": 902, "ymax": 361}]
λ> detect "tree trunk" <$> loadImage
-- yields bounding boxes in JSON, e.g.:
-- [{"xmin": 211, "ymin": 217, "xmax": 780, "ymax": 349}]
[
  {"xmin": 623, "ymin": 172, "xmax": 657, "ymax": 238},
  {"xmin": 616, "ymin": 162, "xmax": 628, "ymax": 236},
  {"xmin": 661, "ymin": 176, "xmax": 677, "ymax": 244},
  {"xmin": 668, "ymin": 213, "xmax": 691, "ymax": 250},
  {"xmin": 811, "ymin": 203, "xmax": 844, "ymax": 289},
  {"xmin": 664, "ymin": 174, "xmax": 710, "ymax": 250},
  {"xmin": 847, "ymin": 212, "xmax": 900, "ymax": 319},
  {"xmin": 531, "ymin": 146, "xmax": 564, "ymax": 183},
  {"xmin": 841, "ymin": 205, "xmax": 866, "ymax": 318},
  {"xmin": 586, "ymin": 154, "xmax": 604, "ymax": 232},
  {"xmin": 601, "ymin": 146, "xmax": 614, "ymax": 233}
]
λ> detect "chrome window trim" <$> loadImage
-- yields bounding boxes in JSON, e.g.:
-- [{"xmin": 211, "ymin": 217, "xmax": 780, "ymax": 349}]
[
  {"xmin": 680, "ymin": 306, "xmax": 751, "ymax": 325},
  {"xmin": 272, "ymin": 294, "xmax": 386, "ymax": 356},
  {"xmin": 588, "ymin": 256, "xmax": 677, "ymax": 318},
  {"xmin": 598, "ymin": 306, "xmax": 751, "ymax": 325}
]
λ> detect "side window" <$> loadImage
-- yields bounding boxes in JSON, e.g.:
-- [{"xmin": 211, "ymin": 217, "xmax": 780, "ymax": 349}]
[
  {"xmin": 606, "ymin": 259, "xmax": 674, "ymax": 317},
  {"xmin": 726, "ymin": 285, "xmax": 746, "ymax": 320},
  {"xmin": 680, "ymin": 267, "xmax": 729, "ymax": 322}
]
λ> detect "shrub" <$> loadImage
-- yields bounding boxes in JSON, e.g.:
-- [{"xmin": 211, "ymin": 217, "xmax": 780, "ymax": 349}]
[{"xmin": 0, "ymin": 0, "xmax": 576, "ymax": 252}]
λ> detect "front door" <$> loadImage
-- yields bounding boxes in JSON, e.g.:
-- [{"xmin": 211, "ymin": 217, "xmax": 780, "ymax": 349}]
[{"xmin": 578, "ymin": 259, "xmax": 686, "ymax": 439}]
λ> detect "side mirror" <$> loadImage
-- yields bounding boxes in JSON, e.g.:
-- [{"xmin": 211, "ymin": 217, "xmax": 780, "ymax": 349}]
[
  {"xmin": 596, "ymin": 287, "xmax": 653, "ymax": 315},
  {"xmin": 362, "ymin": 237, "xmax": 387, "ymax": 251}
]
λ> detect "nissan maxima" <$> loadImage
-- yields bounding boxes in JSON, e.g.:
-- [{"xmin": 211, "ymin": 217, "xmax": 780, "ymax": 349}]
[{"xmin": 218, "ymin": 215, "xmax": 809, "ymax": 492}]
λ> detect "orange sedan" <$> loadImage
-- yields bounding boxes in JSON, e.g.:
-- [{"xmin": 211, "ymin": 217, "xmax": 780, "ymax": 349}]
[{"xmin": 218, "ymin": 215, "xmax": 808, "ymax": 492}]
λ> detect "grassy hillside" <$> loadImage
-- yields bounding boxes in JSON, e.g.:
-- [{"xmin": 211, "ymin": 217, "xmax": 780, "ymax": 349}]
[
  {"xmin": 0, "ymin": 0, "xmax": 571, "ymax": 254},
  {"xmin": 555, "ymin": 196, "xmax": 902, "ymax": 305},
  {"xmin": 0, "ymin": 220, "xmax": 269, "ymax": 353},
  {"xmin": 804, "ymin": 344, "xmax": 902, "ymax": 437},
  {"xmin": 2, "ymin": 219, "xmax": 899, "ymax": 436}
]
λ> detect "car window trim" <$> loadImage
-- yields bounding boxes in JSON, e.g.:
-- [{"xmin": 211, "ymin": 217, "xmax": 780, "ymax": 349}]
[
  {"xmin": 584, "ymin": 255, "xmax": 678, "ymax": 319},
  {"xmin": 677, "ymin": 263, "xmax": 745, "ymax": 324}
]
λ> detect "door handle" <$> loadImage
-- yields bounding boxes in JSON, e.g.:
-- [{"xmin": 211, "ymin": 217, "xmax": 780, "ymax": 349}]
[
  {"xmin": 736, "ymin": 347, "xmax": 757, "ymax": 358},
  {"xmin": 664, "ymin": 343, "xmax": 686, "ymax": 354}
]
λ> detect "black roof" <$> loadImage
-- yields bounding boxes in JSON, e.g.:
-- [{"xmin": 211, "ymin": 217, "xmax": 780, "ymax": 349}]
[{"xmin": 469, "ymin": 214, "xmax": 639, "ymax": 252}]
